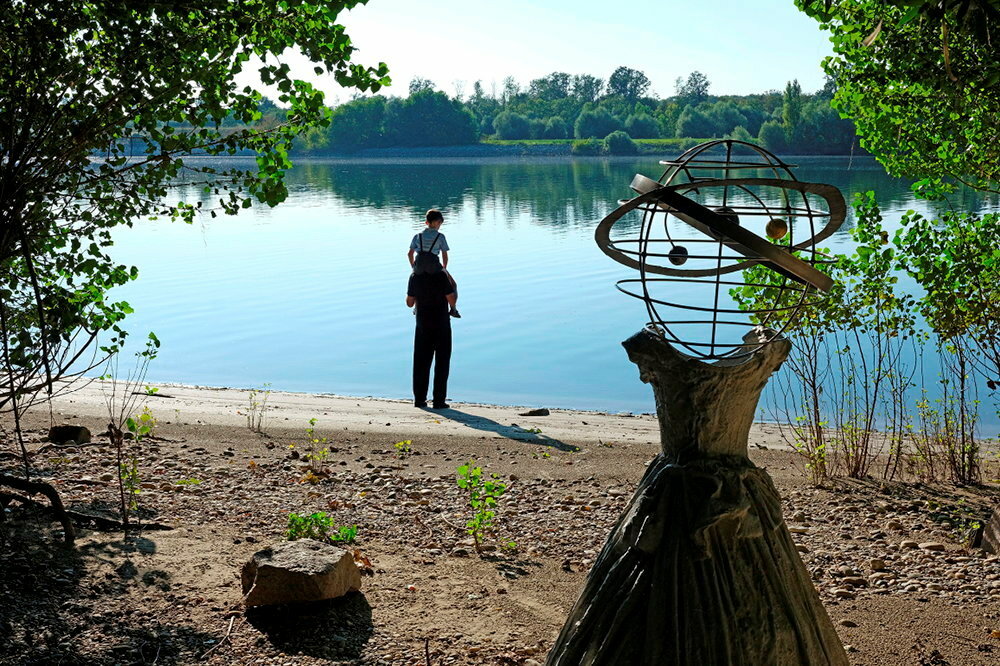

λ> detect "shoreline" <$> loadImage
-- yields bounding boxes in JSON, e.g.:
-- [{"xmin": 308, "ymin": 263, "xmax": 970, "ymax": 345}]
[{"xmin": 37, "ymin": 379, "xmax": 789, "ymax": 450}]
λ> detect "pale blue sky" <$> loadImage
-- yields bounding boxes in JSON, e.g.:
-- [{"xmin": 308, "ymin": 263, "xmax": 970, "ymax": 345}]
[{"xmin": 264, "ymin": 0, "xmax": 833, "ymax": 102}]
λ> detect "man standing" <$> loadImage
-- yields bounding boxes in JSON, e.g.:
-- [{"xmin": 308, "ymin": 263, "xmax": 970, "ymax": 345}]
[{"xmin": 407, "ymin": 253, "xmax": 457, "ymax": 409}]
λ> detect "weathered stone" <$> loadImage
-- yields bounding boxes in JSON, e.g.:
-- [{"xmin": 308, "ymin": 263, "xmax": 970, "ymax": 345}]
[
  {"xmin": 47, "ymin": 424, "xmax": 91, "ymax": 445},
  {"xmin": 919, "ymin": 542, "xmax": 946, "ymax": 552},
  {"xmin": 869, "ymin": 558, "xmax": 886, "ymax": 571},
  {"xmin": 900, "ymin": 540, "xmax": 919, "ymax": 549},
  {"xmin": 241, "ymin": 539, "xmax": 361, "ymax": 607}
]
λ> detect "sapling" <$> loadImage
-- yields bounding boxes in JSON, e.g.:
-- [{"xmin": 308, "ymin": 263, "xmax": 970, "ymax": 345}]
[
  {"xmin": 286, "ymin": 511, "xmax": 357, "ymax": 544},
  {"xmin": 456, "ymin": 460, "xmax": 509, "ymax": 554}
]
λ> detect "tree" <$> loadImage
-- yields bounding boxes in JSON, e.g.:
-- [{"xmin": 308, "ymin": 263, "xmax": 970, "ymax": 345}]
[
  {"xmin": 493, "ymin": 111, "xmax": 532, "ymax": 140},
  {"xmin": 502, "ymin": 76, "xmax": 520, "ymax": 105},
  {"xmin": 571, "ymin": 74, "xmax": 604, "ymax": 102},
  {"xmin": 529, "ymin": 72, "xmax": 572, "ymax": 101},
  {"xmin": 675, "ymin": 105, "xmax": 715, "ymax": 138},
  {"xmin": 796, "ymin": 0, "xmax": 1000, "ymax": 191},
  {"xmin": 409, "ymin": 77, "xmax": 436, "ymax": 95},
  {"xmin": 328, "ymin": 96, "xmax": 389, "ymax": 152},
  {"xmin": 0, "ymin": 2, "xmax": 387, "ymax": 499},
  {"xmin": 607, "ymin": 66, "xmax": 651, "ymax": 100},
  {"xmin": 782, "ymin": 79, "xmax": 804, "ymax": 142},
  {"xmin": 575, "ymin": 107, "xmax": 623, "ymax": 139},
  {"xmin": 543, "ymin": 116, "xmax": 570, "ymax": 139},
  {"xmin": 675, "ymin": 71, "xmax": 711, "ymax": 106},
  {"xmin": 757, "ymin": 120, "xmax": 788, "ymax": 152},
  {"xmin": 385, "ymin": 90, "xmax": 478, "ymax": 146},
  {"xmin": 625, "ymin": 113, "xmax": 660, "ymax": 139}
]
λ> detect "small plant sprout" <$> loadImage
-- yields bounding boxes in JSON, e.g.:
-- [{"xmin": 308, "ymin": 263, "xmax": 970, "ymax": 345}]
[
  {"xmin": 245, "ymin": 383, "xmax": 271, "ymax": 434},
  {"xmin": 143, "ymin": 385, "xmax": 159, "ymax": 396},
  {"xmin": 456, "ymin": 459, "xmax": 510, "ymax": 554},
  {"xmin": 393, "ymin": 440, "xmax": 413, "ymax": 458},
  {"xmin": 286, "ymin": 511, "xmax": 357, "ymax": 544},
  {"xmin": 174, "ymin": 478, "xmax": 202, "ymax": 486},
  {"xmin": 299, "ymin": 418, "xmax": 332, "ymax": 478}
]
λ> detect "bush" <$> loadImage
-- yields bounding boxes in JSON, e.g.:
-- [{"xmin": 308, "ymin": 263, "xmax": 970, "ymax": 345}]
[
  {"xmin": 675, "ymin": 104, "xmax": 715, "ymax": 138},
  {"xmin": 624, "ymin": 113, "xmax": 659, "ymax": 139},
  {"xmin": 493, "ymin": 111, "xmax": 531, "ymax": 140},
  {"xmin": 757, "ymin": 120, "xmax": 788, "ymax": 153},
  {"xmin": 542, "ymin": 116, "xmax": 569, "ymax": 139},
  {"xmin": 571, "ymin": 138, "xmax": 604, "ymax": 155},
  {"xmin": 384, "ymin": 90, "xmax": 478, "ymax": 147},
  {"xmin": 479, "ymin": 115, "xmax": 495, "ymax": 136},
  {"xmin": 528, "ymin": 117, "xmax": 547, "ymax": 139},
  {"xmin": 604, "ymin": 130, "xmax": 638, "ymax": 155},
  {"xmin": 574, "ymin": 107, "xmax": 622, "ymax": 139}
]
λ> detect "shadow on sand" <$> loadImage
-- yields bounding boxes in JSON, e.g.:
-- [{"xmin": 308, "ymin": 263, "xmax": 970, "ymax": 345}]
[
  {"xmin": 246, "ymin": 593, "xmax": 374, "ymax": 660},
  {"xmin": 425, "ymin": 407, "xmax": 579, "ymax": 452}
]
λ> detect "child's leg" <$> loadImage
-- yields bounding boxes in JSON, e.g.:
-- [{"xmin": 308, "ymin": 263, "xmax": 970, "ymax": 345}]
[{"xmin": 444, "ymin": 270, "xmax": 461, "ymax": 317}]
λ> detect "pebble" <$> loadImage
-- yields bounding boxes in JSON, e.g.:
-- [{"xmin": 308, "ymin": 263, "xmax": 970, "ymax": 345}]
[{"xmin": 919, "ymin": 542, "xmax": 946, "ymax": 552}]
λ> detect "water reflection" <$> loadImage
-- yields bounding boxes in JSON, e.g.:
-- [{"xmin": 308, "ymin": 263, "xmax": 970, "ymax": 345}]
[{"xmin": 109, "ymin": 156, "xmax": 998, "ymax": 431}]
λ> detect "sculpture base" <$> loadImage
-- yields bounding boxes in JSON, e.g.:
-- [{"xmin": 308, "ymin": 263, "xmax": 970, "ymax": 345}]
[
  {"xmin": 545, "ymin": 455, "xmax": 847, "ymax": 665},
  {"xmin": 546, "ymin": 329, "xmax": 847, "ymax": 665}
]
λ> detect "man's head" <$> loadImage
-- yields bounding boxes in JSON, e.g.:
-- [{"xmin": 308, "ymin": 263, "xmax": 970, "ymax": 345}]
[{"xmin": 425, "ymin": 209, "xmax": 444, "ymax": 229}]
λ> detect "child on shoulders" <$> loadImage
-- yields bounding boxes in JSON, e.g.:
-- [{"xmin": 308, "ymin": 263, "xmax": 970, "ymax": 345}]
[{"xmin": 408, "ymin": 209, "xmax": 460, "ymax": 318}]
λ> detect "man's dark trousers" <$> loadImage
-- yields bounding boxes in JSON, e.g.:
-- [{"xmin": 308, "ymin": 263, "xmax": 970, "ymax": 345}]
[{"xmin": 413, "ymin": 319, "xmax": 451, "ymax": 405}]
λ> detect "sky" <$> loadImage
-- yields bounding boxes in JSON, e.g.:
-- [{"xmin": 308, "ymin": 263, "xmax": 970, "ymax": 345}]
[{"xmin": 258, "ymin": 0, "xmax": 835, "ymax": 104}]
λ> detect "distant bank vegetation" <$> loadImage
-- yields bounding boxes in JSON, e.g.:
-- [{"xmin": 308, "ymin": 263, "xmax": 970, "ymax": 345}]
[{"xmin": 268, "ymin": 68, "xmax": 857, "ymax": 156}]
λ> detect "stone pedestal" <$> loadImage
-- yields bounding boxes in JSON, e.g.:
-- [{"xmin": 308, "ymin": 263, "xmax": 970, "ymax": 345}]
[{"xmin": 546, "ymin": 328, "xmax": 847, "ymax": 666}]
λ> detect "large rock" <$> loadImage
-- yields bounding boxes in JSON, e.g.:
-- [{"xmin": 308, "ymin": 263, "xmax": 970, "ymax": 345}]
[
  {"xmin": 47, "ymin": 424, "xmax": 90, "ymax": 444},
  {"xmin": 241, "ymin": 540, "xmax": 361, "ymax": 607}
]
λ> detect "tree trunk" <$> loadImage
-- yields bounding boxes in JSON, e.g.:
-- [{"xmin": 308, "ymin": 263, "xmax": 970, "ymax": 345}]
[{"xmin": 546, "ymin": 327, "xmax": 847, "ymax": 666}]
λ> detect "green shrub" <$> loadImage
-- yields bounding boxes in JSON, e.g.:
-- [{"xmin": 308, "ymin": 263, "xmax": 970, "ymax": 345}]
[
  {"xmin": 757, "ymin": 120, "xmax": 787, "ymax": 153},
  {"xmin": 528, "ymin": 117, "xmax": 547, "ymax": 139},
  {"xmin": 624, "ymin": 113, "xmax": 659, "ymax": 138},
  {"xmin": 542, "ymin": 116, "xmax": 569, "ymax": 139},
  {"xmin": 493, "ymin": 111, "xmax": 531, "ymax": 140},
  {"xmin": 571, "ymin": 138, "xmax": 604, "ymax": 155},
  {"xmin": 604, "ymin": 130, "xmax": 638, "ymax": 155},
  {"xmin": 286, "ymin": 512, "xmax": 357, "ymax": 544},
  {"xmin": 574, "ymin": 107, "xmax": 622, "ymax": 139}
]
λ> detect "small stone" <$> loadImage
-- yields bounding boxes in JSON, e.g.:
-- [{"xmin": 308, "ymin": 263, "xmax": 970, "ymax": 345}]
[
  {"xmin": 832, "ymin": 589, "xmax": 855, "ymax": 599},
  {"xmin": 839, "ymin": 620, "xmax": 858, "ymax": 627},
  {"xmin": 900, "ymin": 540, "xmax": 919, "ymax": 549},
  {"xmin": 869, "ymin": 558, "xmax": 886, "ymax": 571},
  {"xmin": 919, "ymin": 542, "xmax": 946, "ymax": 552}
]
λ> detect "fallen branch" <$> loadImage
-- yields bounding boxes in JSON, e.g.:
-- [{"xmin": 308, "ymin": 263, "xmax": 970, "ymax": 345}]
[
  {"xmin": 1, "ymin": 491, "xmax": 173, "ymax": 533},
  {"xmin": 0, "ymin": 473, "xmax": 74, "ymax": 544}
]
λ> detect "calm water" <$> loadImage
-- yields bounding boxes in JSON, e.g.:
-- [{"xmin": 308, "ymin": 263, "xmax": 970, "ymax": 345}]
[{"xmin": 107, "ymin": 156, "xmax": 1000, "ymax": 429}]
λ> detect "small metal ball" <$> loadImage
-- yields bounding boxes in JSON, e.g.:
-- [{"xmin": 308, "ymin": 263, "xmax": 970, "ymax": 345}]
[
  {"xmin": 766, "ymin": 218, "xmax": 788, "ymax": 240},
  {"xmin": 668, "ymin": 245, "xmax": 689, "ymax": 266}
]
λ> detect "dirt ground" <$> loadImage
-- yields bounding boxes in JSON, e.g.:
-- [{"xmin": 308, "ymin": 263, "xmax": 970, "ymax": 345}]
[{"xmin": 2, "ymin": 384, "xmax": 1000, "ymax": 665}]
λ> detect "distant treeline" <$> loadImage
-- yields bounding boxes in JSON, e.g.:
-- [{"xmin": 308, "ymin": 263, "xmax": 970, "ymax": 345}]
[{"xmin": 255, "ymin": 67, "xmax": 859, "ymax": 156}]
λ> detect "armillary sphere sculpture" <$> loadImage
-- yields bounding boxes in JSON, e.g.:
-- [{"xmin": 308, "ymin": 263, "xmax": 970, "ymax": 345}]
[{"xmin": 546, "ymin": 140, "xmax": 849, "ymax": 666}]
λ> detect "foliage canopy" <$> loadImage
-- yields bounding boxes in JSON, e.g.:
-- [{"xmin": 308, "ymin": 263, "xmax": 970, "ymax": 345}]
[{"xmin": 797, "ymin": 0, "xmax": 1000, "ymax": 191}]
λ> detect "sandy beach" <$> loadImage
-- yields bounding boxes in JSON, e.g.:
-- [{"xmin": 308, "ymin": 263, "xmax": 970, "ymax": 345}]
[{"xmin": 2, "ymin": 381, "xmax": 999, "ymax": 665}]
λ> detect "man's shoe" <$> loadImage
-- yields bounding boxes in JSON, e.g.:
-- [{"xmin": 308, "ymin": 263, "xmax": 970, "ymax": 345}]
[
  {"xmin": 450, "ymin": 308, "xmax": 462, "ymax": 318},
  {"xmin": 414, "ymin": 401, "xmax": 428, "ymax": 408},
  {"xmin": 431, "ymin": 402, "xmax": 450, "ymax": 409}
]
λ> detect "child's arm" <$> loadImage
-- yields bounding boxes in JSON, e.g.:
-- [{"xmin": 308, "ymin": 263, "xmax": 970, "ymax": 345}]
[
  {"xmin": 440, "ymin": 249, "xmax": 448, "ymax": 270},
  {"xmin": 407, "ymin": 248, "xmax": 415, "ymax": 267}
]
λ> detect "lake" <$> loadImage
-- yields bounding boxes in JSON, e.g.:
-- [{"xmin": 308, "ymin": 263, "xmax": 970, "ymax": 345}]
[{"xmin": 108, "ymin": 155, "xmax": 1000, "ymax": 431}]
